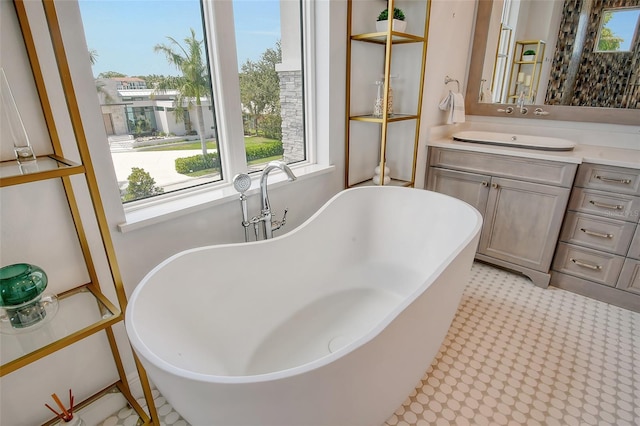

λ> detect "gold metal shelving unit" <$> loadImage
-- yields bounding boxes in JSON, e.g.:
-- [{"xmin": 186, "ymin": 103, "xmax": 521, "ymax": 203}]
[
  {"xmin": 345, "ymin": 0, "xmax": 430, "ymax": 188},
  {"xmin": 2, "ymin": 1, "xmax": 158, "ymax": 424},
  {"xmin": 506, "ymin": 40, "xmax": 546, "ymax": 105},
  {"xmin": 490, "ymin": 24, "xmax": 513, "ymax": 103}
]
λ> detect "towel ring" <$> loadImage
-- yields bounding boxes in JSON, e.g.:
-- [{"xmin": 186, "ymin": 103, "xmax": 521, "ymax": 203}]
[{"xmin": 444, "ymin": 76, "xmax": 460, "ymax": 92}]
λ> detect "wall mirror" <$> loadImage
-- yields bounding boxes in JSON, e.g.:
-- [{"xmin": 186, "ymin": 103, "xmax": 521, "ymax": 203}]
[{"xmin": 466, "ymin": 0, "xmax": 640, "ymax": 126}]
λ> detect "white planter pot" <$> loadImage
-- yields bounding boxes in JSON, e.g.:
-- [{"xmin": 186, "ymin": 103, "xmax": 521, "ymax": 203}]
[
  {"xmin": 376, "ymin": 19, "xmax": 407, "ymax": 33},
  {"xmin": 523, "ymin": 54, "xmax": 535, "ymax": 62}
]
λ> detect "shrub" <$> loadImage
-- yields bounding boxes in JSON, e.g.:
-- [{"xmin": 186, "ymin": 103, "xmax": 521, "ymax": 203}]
[
  {"xmin": 175, "ymin": 153, "xmax": 220, "ymax": 174},
  {"xmin": 245, "ymin": 141, "xmax": 283, "ymax": 162},
  {"xmin": 123, "ymin": 167, "xmax": 164, "ymax": 202}
]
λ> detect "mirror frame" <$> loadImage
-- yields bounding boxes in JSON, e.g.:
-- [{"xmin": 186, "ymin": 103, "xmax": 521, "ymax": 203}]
[{"xmin": 466, "ymin": 0, "xmax": 640, "ymax": 126}]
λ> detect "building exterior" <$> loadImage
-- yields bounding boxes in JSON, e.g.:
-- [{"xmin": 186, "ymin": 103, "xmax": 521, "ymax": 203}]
[{"xmin": 97, "ymin": 77, "xmax": 216, "ymax": 139}]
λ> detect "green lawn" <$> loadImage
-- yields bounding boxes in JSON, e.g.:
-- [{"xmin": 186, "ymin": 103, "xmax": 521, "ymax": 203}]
[
  {"xmin": 140, "ymin": 140, "xmax": 218, "ymax": 151},
  {"xmin": 155, "ymin": 135, "xmax": 283, "ymax": 176},
  {"xmin": 140, "ymin": 135, "xmax": 279, "ymax": 152}
]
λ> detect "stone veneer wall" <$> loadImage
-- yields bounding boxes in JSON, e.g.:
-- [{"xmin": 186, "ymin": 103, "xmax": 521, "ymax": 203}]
[
  {"xmin": 101, "ymin": 105, "xmax": 129, "ymax": 135},
  {"xmin": 545, "ymin": 0, "xmax": 639, "ymax": 108},
  {"xmin": 278, "ymin": 70, "xmax": 305, "ymax": 163}
]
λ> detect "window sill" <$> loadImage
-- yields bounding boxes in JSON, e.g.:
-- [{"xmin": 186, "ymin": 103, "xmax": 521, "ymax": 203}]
[{"xmin": 117, "ymin": 163, "xmax": 335, "ymax": 233}]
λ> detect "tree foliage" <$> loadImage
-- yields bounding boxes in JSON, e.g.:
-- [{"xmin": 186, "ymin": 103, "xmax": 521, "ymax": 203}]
[
  {"xmin": 134, "ymin": 74, "xmax": 177, "ymax": 90},
  {"xmin": 239, "ymin": 41, "xmax": 282, "ymax": 137},
  {"xmin": 123, "ymin": 167, "xmax": 164, "ymax": 202},
  {"xmin": 597, "ymin": 11, "xmax": 623, "ymax": 51},
  {"xmin": 154, "ymin": 29, "xmax": 212, "ymax": 157},
  {"xmin": 98, "ymin": 71, "xmax": 127, "ymax": 79},
  {"xmin": 88, "ymin": 49, "xmax": 114, "ymax": 103}
]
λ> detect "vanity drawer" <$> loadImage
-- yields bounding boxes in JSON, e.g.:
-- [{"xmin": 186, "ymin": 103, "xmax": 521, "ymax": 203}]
[
  {"xmin": 575, "ymin": 163, "xmax": 640, "ymax": 196},
  {"xmin": 616, "ymin": 259, "xmax": 640, "ymax": 295},
  {"xmin": 559, "ymin": 212, "xmax": 635, "ymax": 255},
  {"xmin": 429, "ymin": 148, "xmax": 576, "ymax": 188},
  {"xmin": 553, "ymin": 243, "xmax": 625, "ymax": 287},
  {"xmin": 568, "ymin": 188, "xmax": 640, "ymax": 222},
  {"xmin": 628, "ymin": 227, "xmax": 640, "ymax": 260}
]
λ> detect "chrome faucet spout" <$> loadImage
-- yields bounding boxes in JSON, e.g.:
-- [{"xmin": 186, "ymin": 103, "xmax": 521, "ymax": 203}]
[
  {"xmin": 516, "ymin": 92, "xmax": 528, "ymax": 114},
  {"xmin": 258, "ymin": 161, "xmax": 296, "ymax": 239}
]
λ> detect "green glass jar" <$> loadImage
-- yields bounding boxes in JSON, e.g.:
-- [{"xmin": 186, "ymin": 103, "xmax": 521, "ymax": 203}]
[{"xmin": 0, "ymin": 263, "xmax": 49, "ymax": 328}]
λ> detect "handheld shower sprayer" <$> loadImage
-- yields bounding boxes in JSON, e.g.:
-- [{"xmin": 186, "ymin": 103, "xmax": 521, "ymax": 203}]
[{"xmin": 232, "ymin": 173, "xmax": 252, "ymax": 242}]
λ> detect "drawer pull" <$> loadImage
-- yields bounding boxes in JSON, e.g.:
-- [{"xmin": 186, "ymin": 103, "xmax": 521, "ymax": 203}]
[
  {"xmin": 580, "ymin": 228, "xmax": 613, "ymax": 239},
  {"xmin": 594, "ymin": 175, "xmax": 632, "ymax": 185},
  {"xmin": 570, "ymin": 258, "xmax": 602, "ymax": 271},
  {"xmin": 589, "ymin": 200, "xmax": 624, "ymax": 210}
]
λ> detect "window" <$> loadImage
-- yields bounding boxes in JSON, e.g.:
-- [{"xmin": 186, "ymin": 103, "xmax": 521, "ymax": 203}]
[
  {"xmin": 595, "ymin": 7, "xmax": 640, "ymax": 52},
  {"xmin": 78, "ymin": 0, "xmax": 307, "ymax": 203}
]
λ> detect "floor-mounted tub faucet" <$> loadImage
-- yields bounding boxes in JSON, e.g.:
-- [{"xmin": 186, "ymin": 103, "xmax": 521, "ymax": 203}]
[{"xmin": 254, "ymin": 161, "xmax": 296, "ymax": 240}]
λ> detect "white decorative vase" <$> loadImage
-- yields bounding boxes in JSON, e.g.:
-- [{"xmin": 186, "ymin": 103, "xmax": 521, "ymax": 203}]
[
  {"xmin": 57, "ymin": 415, "xmax": 85, "ymax": 426},
  {"xmin": 376, "ymin": 19, "xmax": 407, "ymax": 33},
  {"xmin": 372, "ymin": 174, "xmax": 391, "ymax": 185},
  {"xmin": 372, "ymin": 165, "xmax": 391, "ymax": 185}
]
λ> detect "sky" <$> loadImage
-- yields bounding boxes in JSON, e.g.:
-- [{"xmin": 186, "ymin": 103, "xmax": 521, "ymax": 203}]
[
  {"xmin": 78, "ymin": 0, "xmax": 281, "ymax": 77},
  {"xmin": 605, "ymin": 8, "xmax": 640, "ymax": 51}
]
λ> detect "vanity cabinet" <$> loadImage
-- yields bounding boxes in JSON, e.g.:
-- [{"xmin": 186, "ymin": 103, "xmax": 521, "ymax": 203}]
[
  {"xmin": 427, "ymin": 148, "xmax": 575, "ymax": 287},
  {"xmin": 552, "ymin": 163, "xmax": 640, "ymax": 311}
]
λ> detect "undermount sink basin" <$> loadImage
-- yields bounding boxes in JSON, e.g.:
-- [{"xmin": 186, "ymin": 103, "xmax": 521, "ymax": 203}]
[{"xmin": 452, "ymin": 131, "xmax": 576, "ymax": 151}]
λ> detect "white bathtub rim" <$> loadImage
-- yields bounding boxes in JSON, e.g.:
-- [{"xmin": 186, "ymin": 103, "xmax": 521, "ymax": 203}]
[{"xmin": 125, "ymin": 187, "xmax": 483, "ymax": 385}]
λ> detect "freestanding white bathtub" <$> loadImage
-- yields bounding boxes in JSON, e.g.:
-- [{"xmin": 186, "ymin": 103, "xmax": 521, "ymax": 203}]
[{"xmin": 126, "ymin": 187, "xmax": 482, "ymax": 425}]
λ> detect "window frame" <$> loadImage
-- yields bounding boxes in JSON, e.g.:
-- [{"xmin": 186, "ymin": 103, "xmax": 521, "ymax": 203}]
[
  {"xmin": 115, "ymin": 0, "xmax": 327, "ymax": 232},
  {"xmin": 78, "ymin": 0, "xmax": 323, "ymax": 231},
  {"xmin": 19, "ymin": 0, "xmax": 328, "ymax": 233},
  {"xmin": 594, "ymin": 7, "xmax": 640, "ymax": 53}
]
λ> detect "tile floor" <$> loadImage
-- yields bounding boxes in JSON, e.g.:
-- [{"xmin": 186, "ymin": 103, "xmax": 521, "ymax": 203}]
[{"xmin": 102, "ymin": 261, "xmax": 640, "ymax": 425}]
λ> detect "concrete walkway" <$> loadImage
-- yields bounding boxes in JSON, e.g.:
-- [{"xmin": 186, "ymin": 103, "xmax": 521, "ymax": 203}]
[
  {"xmin": 111, "ymin": 149, "xmax": 216, "ymax": 191},
  {"xmin": 110, "ymin": 146, "xmax": 270, "ymax": 193}
]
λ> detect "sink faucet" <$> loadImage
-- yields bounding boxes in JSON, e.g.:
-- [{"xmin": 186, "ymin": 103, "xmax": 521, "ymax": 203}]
[{"xmin": 256, "ymin": 161, "xmax": 296, "ymax": 239}]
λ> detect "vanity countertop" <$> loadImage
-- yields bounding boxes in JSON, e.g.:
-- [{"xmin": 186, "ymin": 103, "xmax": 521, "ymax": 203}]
[{"xmin": 429, "ymin": 138, "xmax": 640, "ymax": 170}]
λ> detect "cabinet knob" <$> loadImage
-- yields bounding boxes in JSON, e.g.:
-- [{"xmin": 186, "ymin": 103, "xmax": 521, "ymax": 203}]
[
  {"xmin": 491, "ymin": 182, "xmax": 499, "ymax": 189},
  {"xmin": 481, "ymin": 181, "xmax": 488, "ymax": 187}
]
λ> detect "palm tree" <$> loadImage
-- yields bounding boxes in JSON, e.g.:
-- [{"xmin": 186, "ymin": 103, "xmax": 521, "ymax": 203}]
[
  {"xmin": 154, "ymin": 28, "xmax": 211, "ymax": 158},
  {"xmin": 88, "ymin": 48, "xmax": 115, "ymax": 104}
]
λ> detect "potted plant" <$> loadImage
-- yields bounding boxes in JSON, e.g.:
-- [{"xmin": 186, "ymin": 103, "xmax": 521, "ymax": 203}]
[
  {"xmin": 376, "ymin": 7, "xmax": 407, "ymax": 33},
  {"xmin": 523, "ymin": 49, "xmax": 536, "ymax": 61}
]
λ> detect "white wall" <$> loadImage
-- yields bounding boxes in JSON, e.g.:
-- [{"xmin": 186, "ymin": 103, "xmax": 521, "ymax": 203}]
[{"xmin": 414, "ymin": 0, "xmax": 478, "ymax": 189}]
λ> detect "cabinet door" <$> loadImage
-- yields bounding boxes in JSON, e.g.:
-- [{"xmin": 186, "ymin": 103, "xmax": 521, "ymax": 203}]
[
  {"xmin": 628, "ymin": 226, "xmax": 640, "ymax": 260},
  {"xmin": 617, "ymin": 259, "xmax": 640, "ymax": 294},
  {"xmin": 426, "ymin": 167, "xmax": 490, "ymax": 215},
  {"xmin": 479, "ymin": 177, "xmax": 570, "ymax": 272}
]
